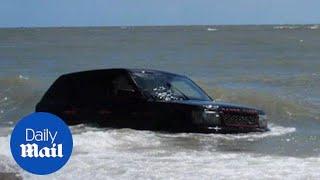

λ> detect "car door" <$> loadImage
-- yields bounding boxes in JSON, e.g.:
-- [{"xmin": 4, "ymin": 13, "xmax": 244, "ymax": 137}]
[{"xmin": 107, "ymin": 72, "xmax": 145, "ymax": 128}]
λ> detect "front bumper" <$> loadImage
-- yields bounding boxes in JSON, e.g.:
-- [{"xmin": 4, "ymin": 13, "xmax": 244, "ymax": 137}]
[
  {"xmin": 191, "ymin": 106, "xmax": 268, "ymax": 133},
  {"xmin": 190, "ymin": 126, "xmax": 270, "ymax": 134}
]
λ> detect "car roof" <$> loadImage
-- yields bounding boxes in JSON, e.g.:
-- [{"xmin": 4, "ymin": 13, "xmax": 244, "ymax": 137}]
[
  {"xmin": 128, "ymin": 68, "xmax": 185, "ymax": 77},
  {"xmin": 60, "ymin": 68, "xmax": 185, "ymax": 79}
]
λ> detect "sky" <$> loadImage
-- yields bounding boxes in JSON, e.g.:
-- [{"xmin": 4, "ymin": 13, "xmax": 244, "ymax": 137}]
[{"xmin": 1, "ymin": 0, "xmax": 320, "ymax": 27}]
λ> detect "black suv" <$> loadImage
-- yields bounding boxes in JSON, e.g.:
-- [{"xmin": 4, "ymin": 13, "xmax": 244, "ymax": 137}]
[{"xmin": 36, "ymin": 69, "xmax": 268, "ymax": 133}]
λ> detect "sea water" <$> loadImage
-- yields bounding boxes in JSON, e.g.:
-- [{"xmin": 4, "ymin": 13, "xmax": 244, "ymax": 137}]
[{"xmin": 0, "ymin": 25, "xmax": 319, "ymax": 179}]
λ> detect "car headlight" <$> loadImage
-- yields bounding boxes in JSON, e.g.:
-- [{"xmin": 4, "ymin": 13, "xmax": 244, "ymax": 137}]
[
  {"xmin": 192, "ymin": 109, "xmax": 221, "ymax": 126},
  {"xmin": 258, "ymin": 114, "xmax": 268, "ymax": 128}
]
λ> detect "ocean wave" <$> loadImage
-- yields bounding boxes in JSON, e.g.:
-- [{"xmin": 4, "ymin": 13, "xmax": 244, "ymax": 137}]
[
  {"xmin": 1, "ymin": 126, "xmax": 319, "ymax": 179},
  {"xmin": 207, "ymin": 28, "xmax": 218, "ymax": 32},
  {"xmin": 0, "ymin": 136, "xmax": 18, "ymax": 174},
  {"xmin": 203, "ymin": 124, "xmax": 295, "ymax": 140},
  {"xmin": 273, "ymin": 25, "xmax": 319, "ymax": 30},
  {"xmin": 215, "ymin": 73, "xmax": 320, "ymax": 88},
  {"xmin": 18, "ymin": 75, "xmax": 29, "ymax": 80},
  {"xmin": 273, "ymin": 25, "xmax": 300, "ymax": 30},
  {"xmin": 203, "ymin": 86, "xmax": 319, "ymax": 121},
  {"xmin": 47, "ymin": 151, "xmax": 320, "ymax": 179},
  {"xmin": 27, "ymin": 153, "xmax": 320, "ymax": 179},
  {"xmin": 196, "ymin": 72, "xmax": 320, "ymax": 121},
  {"xmin": 308, "ymin": 25, "xmax": 319, "ymax": 30},
  {"xmin": 0, "ymin": 75, "xmax": 42, "ymax": 125}
]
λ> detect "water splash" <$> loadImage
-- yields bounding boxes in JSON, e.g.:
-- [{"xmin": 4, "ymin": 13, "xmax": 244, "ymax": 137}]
[{"xmin": 1, "ymin": 125, "xmax": 318, "ymax": 179}]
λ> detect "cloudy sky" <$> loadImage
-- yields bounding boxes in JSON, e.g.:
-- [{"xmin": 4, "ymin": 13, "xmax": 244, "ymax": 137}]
[{"xmin": 1, "ymin": 0, "xmax": 319, "ymax": 27}]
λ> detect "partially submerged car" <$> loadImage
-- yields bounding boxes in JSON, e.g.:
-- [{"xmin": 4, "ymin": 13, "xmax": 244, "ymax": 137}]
[{"xmin": 36, "ymin": 69, "xmax": 268, "ymax": 133}]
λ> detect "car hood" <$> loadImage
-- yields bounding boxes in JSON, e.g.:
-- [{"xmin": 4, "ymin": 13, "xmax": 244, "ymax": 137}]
[{"xmin": 168, "ymin": 100, "xmax": 264, "ymax": 114}]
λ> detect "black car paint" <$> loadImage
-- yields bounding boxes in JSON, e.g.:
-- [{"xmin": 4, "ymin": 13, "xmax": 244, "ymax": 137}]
[{"xmin": 36, "ymin": 68, "xmax": 268, "ymax": 133}]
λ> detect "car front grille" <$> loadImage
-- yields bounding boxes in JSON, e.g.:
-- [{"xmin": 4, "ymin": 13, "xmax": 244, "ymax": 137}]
[{"xmin": 220, "ymin": 111, "xmax": 259, "ymax": 127}]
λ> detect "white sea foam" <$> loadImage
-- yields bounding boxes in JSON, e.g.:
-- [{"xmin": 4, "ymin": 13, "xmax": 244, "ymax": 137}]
[
  {"xmin": 273, "ymin": 26, "xmax": 299, "ymax": 30},
  {"xmin": 207, "ymin": 28, "xmax": 218, "ymax": 31},
  {"xmin": 309, "ymin": 25, "xmax": 319, "ymax": 30},
  {"xmin": 18, "ymin": 75, "xmax": 29, "ymax": 80},
  {"xmin": 1, "ymin": 125, "xmax": 319, "ymax": 179},
  {"xmin": 157, "ymin": 124, "xmax": 296, "ymax": 140}
]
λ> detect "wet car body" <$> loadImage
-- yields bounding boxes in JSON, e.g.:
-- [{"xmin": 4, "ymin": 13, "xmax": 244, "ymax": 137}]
[{"xmin": 36, "ymin": 68, "xmax": 268, "ymax": 133}]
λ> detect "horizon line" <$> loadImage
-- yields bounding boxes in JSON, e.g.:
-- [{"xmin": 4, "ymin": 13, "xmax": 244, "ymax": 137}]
[{"xmin": 0, "ymin": 23, "xmax": 319, "ymax": 29}]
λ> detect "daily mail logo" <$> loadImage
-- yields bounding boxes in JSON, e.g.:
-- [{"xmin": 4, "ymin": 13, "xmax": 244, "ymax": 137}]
[
  {"xmin": 10, "ymin": 113, "xmax": 73, "ymax": 175},
  {"xmin": 20, "ymin": 129, "xmax": 63, "ymax": 158}
]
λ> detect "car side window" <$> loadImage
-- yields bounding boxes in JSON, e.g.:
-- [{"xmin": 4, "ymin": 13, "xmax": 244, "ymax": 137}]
[
  {"xmin": 112, "ymin": 75, "xmax": 137, "ymax": 99},
  {"xmin": 71, "ymin": 75, "xmax": 112, "ymax": 105}
]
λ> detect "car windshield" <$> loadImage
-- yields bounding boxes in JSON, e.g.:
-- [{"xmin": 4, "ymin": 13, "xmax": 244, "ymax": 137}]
[{"xmin": 131, "ymin": 71, "xmax": 212, "ymax": 101}]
